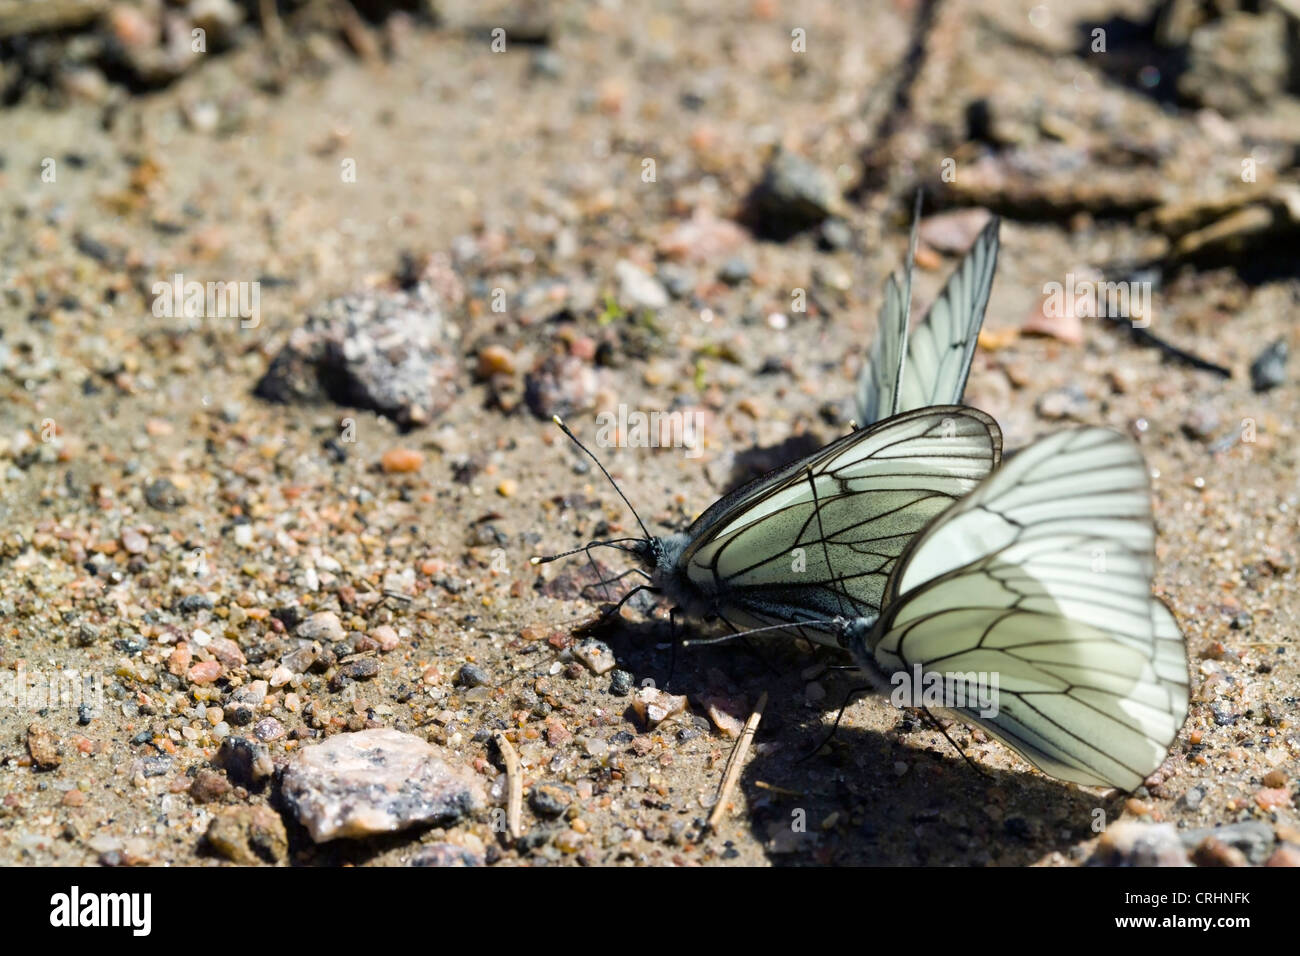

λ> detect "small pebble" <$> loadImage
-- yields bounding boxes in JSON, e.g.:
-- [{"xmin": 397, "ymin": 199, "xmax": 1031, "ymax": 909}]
[
  {"xmin": 529, "ymin": 782, "xmax": 574, "ymax": 818},
  {"xmin": 717, "ymin": 257, "xmax": 752, "ymax": 285},
  {"xmin": 26, "ymin": 723, "xmax": 62, "ymax": 770},
  {"xmin": 477, "ymin": 345, "xmax": 517, "ymax": 378},
  {"xmin": 121, "ymin": 529, "xmax": 149, "ymax": 554},
  {"xmin": 631, "ymin": 686, "xmax": 687, "ymax": 729},
  {"xmin": 608, "ymin": 670, "xmax": 633, "ymax": 696},
  {"xmin": 1250, "ymin": 339, "xmax": 1287, "ymax": 391},
  {"xmin": 144, "ymin": 477, "xmax": 185, "ymax": 511},
  {"xmin": 455, "ymin": 663, "xmax": 490, "ymax": 688},
  {"xmin": 187, "ymin": 661, "xmax": 222, "ymax": 685},
  {"xmin": 381, "ymin": 447, "xmax": 424, "ymax": 473},
  {"xmin": 574, "ymin": 638, "xmax": 616, "ymax": 675},
  {"xmin": 297, "ymin": 611, "xmax": 345, "ymax": 643},
  {"xmin": 370, "ymin": 625, "xmax": 401, "ymax": 651},
  {"xmin": 1036, "ymin": 385, "xmax": 1090, "ymax": 420}
]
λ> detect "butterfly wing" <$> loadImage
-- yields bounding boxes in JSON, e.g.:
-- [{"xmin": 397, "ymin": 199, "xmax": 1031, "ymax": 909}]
[
  {"xmin": 679, "ymin": 406, "xmax": 1002, "ymax": 645},
  {"xmin": 857, "ymin": 215, "xmax": 1001, "ymax": 426},
  {"xmin": 869, "ymin": 428, "xmax": 1189, "ymax": 790},
  {"xmin": 856, "ymin": 272, "xmax": 909, "ymax": 427}
]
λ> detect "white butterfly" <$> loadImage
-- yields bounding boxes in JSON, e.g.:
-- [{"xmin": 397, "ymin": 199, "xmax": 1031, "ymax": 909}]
[
  {"xmin": 794, "ymin": 427, "xmax": 1188, "ymax": 790},
  {"xmin": 534, "ymin": 406, "xmax": 1001, "ymax": 648},
  {"xmin": 856, "ymin": 206, "xmax": 1000, "ymax": 426}
]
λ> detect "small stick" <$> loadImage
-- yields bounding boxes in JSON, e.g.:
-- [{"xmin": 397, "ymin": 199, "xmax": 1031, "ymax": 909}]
[
  {"xmin": 754, "ymin": 780, "xmax": 805, "ymax": 798},
  {"xmin": 706, "ymin": 691, "xmax": 767, "ymax": 833},
  {"xmin": 494, "ymin": 732, "xmax": 524, "ymax": 840},
  {"xmin": 1103, "ymin": 315, "xmax": 1231, "ymax": 377}
]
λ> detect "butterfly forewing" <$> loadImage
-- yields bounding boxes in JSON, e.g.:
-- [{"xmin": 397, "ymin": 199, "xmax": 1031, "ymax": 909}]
[
  {"xmin": 869, "ymin": 428, "xmax": 1189, "ymax": 790},
  {"xmin": 679, "ymin": 406, "xmax": 1002, "ymax": 643}
]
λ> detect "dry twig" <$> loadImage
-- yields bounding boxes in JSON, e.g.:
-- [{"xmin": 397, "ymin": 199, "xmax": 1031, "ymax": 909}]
[
  {"xmin": 705, "ymin": 691, "xmax": 767, "ymax": 833},
  {"xmin": 494, "ymin": 731, "xmax": 524, "ymax": 840}
]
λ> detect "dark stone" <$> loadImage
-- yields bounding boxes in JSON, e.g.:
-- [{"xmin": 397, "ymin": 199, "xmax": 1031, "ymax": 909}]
[
  {"xmin": 144, "ymin": 478, "xmax": 185, "ymax": 511},
  {"xmin": 175, "ymin": 594, "xmax": 214, "ymax": 615},
  {"xmin": 1250, "ymin": 339, "xmax": 1287, "ymax": 391},
  {"xmin": 214, "ymin": 736, "xmax": 274, "ymax": 789},
  {"xmin": 529, "ymin": 782, "xmax": 575, "ymax": 819},
  {"xmin": 609, "ymin": 669, "xmax": 634, "ymax": 697},
  {"xmin": 455, "ymin": 663, "xmax": 490, "ymax": 688}
]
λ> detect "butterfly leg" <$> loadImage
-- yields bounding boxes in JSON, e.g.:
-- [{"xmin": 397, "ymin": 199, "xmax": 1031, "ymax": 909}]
[
  {"xmin": 583, "ymin": 541, "xmax": 614, "ymax": 601},
  {"xmin": 579, "ymin": 566, "xmax": 651, "ymax": 601},
  {"xmin": 799, "ymin": 683, "xmax": 872, "ymax": 762},
  {"xmin": 598, "ymin": 583, "xmax": 659, "ymax": 623},
  {"xmin": 664, "ymin": 607, "xmax": 679, "ymax": 689},
  {"xmin": 918, "ymin": 706, "xmax": 989, "ymax": 779}
]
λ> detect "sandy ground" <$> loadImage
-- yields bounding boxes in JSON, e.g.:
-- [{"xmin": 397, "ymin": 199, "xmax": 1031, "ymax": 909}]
[{"xmin": 0, "ymin": 0, "xmax": 1297, "ymax": 866}]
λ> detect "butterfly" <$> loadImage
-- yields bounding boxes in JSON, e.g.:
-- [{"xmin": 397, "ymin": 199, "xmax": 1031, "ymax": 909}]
[
  {"xmin": 534, "ymin": 204, "xmax": 1005, "ymax": 646},
  {"xmin": 772, "ymin": 426, "xmax": 1188, "ymax": 790},
  {"xmin": 534, "ymin": 405, "xmax": 1001, "ymax": 648},
  {"xmin": 856, "ymin": 201, "xmax": 1001, "ymax": 426}
]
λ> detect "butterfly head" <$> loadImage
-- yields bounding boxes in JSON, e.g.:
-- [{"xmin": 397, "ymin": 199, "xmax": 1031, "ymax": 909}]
[{"xmin": 833, "ymin": 614, "xmax": 877, "ymax": 654}]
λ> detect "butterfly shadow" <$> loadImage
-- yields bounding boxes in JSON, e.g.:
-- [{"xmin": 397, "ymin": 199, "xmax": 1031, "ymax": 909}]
[{"xmin": 733, "ymin": 679, "xmax": 1126, "ymax": 866}]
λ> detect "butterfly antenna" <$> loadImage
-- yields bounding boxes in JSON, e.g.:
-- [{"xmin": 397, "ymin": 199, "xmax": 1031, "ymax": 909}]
[
  {"xmin": 531, "ymin": 537, "xmax": 644, "ymax": 565},
  {"xmin": 890, "ymin": 189, "xmax": 922, "ymax": 417},
  {"xmin": 548, "ymin": 415, "xmax": 653, "ymax": 542},
  {"xmin": 680, "ymin": 618, "xmax": 836, "ymax": 647}
]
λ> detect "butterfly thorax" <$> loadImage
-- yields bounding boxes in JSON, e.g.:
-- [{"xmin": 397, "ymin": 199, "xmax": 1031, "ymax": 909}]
[
  {"xmin": 841, "ymin": 620, "xmax": 896, "ymax": 695},
  {"xmin": 828, "ymin": 614, "xmax": 878, "ymax": 652},
  {"xmin": 636, "ymin": 533, "xmax": 716, "ymax": 619}
]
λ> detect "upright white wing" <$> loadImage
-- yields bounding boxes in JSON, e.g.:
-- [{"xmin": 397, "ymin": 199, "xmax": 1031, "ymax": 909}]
[
  {"xmin": 857, "ymin": 215, "xmax": 1000, "ymax": 426},
  {"xmin": 856, "ymin": 272, "xmax": 909, "ymax": 425},
  {"xmin": 867, "ymin": 428, "xmax": 1189, "ymax": 790},
  {"xmin": 679, "ymin": 406, "xmax": 1002, "ymax": 645}
]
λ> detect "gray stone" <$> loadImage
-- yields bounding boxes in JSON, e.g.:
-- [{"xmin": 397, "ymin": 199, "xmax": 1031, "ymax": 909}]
[
  {"xmin": 1179, "ymin": 821, "xmax": 1277, "ymax": 866},
  {"xmin": 1090, "ymin": 821, "xmax": 1190, "ymax": 867},
  {"xmin": 280, "ymin": 729, "xmax": 486, "ymax": 842},
  {"xmin": 574, "ymin": 638, "xmax": 616, "ymax": 675},
  {"xmin": 296, "ymin": 611, "xmax": 345, "ymax": 643},
  {"xmin": 255, "ymin": 283, "xmax": 458, "ymax": 429},
  {"xmin": 529, "ymin": 782, "xmax": 574, "ymax": 818},
  {"xmin": 747, "ymin": 149, "xmax": 843, "ymax": 239},
  {"xmin": 1250, "ymin": 339, "xmax": 1287, "ymax": 392},
  {"xmin": 144, "ymin": 477, "xmax": 185, "ymax": 511},
  {"xmin": 1036, "ymin": 385, "xmax": 1091, "ymax": 421},
  {"xmin": 409, "ymin": 842, "xmax": 484, "ymax": 866},
  {"xmin": 615, "ymin": 260, "xmax": 669, "ymax": 311}
]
